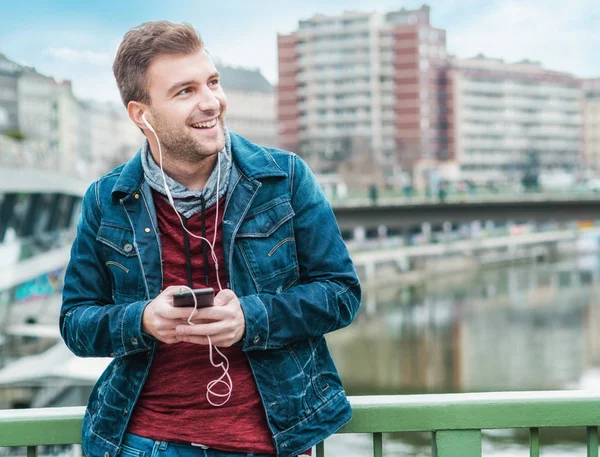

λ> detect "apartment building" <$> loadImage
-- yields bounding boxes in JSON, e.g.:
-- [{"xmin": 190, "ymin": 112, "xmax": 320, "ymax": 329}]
[
  {"xmin": 278, "ymin": 5, "xmax": 590, "ymax": 189},
  {"xmin": 448, "ymin": 56, "xmax": 583, "ymax": 184},
  {"xmin": 277, "ymin": 5, "xmax": 449, "ymax": 186}
]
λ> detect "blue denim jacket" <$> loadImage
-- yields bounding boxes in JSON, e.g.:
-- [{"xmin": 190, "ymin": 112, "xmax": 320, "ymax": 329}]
[{"xmin": 60, "ymin": 133, "xmax": 361, "ymax": 457}]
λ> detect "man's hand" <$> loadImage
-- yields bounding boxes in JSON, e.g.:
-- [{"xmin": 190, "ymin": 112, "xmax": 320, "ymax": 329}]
[
  {"xmin": 175, "ymin": 289, "xmax": 245, "ymax": 347},
  {"xmin": 142, "ymin": 286, "xmax": 202, "ymax": 344}
]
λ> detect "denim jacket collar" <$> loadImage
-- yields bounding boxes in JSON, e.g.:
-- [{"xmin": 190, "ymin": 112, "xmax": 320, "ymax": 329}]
[
  {"xmin": 228, "ymin": 132, "xmax": 287, "ymax": 181},
  {"xmin": 110, "ymin": 132, "xmax": 287, "ymax": 200}
]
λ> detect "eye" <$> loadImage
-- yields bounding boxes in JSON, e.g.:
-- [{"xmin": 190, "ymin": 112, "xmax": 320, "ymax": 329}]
[
  {"xmin": 209, "ymin": 79, "xmax": 220, "ymax": 87},
  {"xmin": 176, "ymin": 87, "xmax": 192, "ymax": 96}
]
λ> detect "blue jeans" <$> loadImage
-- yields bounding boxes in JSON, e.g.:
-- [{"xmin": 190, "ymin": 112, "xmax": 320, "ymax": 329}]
[{"xmin": 120, "ymin": 433, "xmax": 278, "ymax": 457}]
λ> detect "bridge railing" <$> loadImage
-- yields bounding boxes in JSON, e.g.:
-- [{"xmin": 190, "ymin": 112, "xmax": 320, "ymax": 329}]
[
  {"xmin": 329, "ymin": 187, "xmax": 600, "ymax": 207},
  {"xmin": 1, "ymin": 391, "xmax": 600, "ymax": 457}
]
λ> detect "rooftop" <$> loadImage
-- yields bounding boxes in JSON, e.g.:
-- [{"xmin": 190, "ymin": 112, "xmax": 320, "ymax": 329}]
[{"xmin": 216, "ymin": 65, "xmax": 273, "ymax": 94}]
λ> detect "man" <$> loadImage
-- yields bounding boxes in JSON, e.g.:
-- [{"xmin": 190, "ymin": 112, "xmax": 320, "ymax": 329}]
[{"xmin": 60, "ymin": 21, "xmax": 361, "ymax": 457}]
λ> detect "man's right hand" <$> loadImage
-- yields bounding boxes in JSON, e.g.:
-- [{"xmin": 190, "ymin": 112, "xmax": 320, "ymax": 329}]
[{"xmin": 142, "ymin": 286, "xmax": 199, "ymax": 344}]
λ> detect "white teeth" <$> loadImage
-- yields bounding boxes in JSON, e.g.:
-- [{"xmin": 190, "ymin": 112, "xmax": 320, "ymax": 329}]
[{"xmin": 192, "ymin": 119, "xmax": 217, "ymax": 129}]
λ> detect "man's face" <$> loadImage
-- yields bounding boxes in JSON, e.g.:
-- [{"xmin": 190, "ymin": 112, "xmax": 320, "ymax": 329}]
[{"xmin": 145, "ymin": 49, "xmax": 227, "ymax": 162}]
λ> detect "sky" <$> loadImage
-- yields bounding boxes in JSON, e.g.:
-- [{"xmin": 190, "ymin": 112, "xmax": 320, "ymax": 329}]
[{"xmin": 1, "ymin": 0, "xmax": 598, "ymax": 104}]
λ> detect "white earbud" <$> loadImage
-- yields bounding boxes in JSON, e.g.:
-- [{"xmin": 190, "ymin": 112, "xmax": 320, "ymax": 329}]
[{"xmin": 142, "ymin": 113, "xmax": 154, "ymax": 132}]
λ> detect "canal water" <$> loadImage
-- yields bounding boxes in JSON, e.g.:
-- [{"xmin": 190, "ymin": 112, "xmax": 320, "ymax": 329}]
[{"xmin": 325, "ymin": 254, "xmax": 600, "ymax": 456}]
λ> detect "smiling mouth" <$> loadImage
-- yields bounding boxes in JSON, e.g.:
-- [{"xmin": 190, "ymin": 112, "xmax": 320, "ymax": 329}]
[{"xmin": 190, "ymin": 118, "xmax": 218, "ymax": 129}]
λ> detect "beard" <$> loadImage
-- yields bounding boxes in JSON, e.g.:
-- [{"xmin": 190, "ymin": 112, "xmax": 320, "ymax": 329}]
[{"xmin": 149, "ymin": 109, "xmax": 226, "ymax": 163}]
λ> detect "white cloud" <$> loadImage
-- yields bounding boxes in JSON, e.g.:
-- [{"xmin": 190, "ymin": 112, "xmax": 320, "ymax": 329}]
[
  {"xmin": 44, "ymin": 47, "xmax": 113, "ymax": 66},
  {"xmin": 446, "ymin": 0, "xmax": 600, "ymax": 77}
]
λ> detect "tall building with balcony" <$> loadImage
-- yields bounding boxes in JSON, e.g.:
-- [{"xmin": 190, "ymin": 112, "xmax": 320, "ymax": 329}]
[
  {"xmin": 448, "ymin": 56, "xmax": 583, "ymax": 184},
  {"xmin": 277, "ymin": 5, "xmax": 449, "ymax": 186},
  {"xmin": 217, "ymin": 64, "xmax": 276, "ymax": 147},
  {"xmin": 582, "ymin": 78, "xmax": 600, "ymax": 173}
]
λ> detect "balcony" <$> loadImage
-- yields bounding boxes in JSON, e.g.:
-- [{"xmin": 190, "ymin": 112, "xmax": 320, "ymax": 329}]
[{"xmin": 2, "ymin": 391, "xmax": 600, "ymax": 456}]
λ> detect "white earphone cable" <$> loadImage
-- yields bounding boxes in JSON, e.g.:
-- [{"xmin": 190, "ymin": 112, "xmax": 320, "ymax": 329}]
[{"xmin": 142, "ymin": 113, "xmax": 230, "ymax": 407}]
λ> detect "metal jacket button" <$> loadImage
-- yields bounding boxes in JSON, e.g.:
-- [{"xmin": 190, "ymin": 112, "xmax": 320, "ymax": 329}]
[
  {"xmin": 253, "ymin": 335, "xmax": 260, "ymax": 344},
  {"xmin": 130, "ymin": 337, "xmax": 138, "ymax": 346},
  {"xmin": 123, "ymin": 243, "xmax": 133, "ymax": 253}
]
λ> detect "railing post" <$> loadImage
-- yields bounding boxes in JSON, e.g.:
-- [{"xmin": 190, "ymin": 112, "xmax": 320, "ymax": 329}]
[
  {"xmin": 588, "ymin": 426, "xmax": 599, "ymax": 457},
  {"xmin": 373, "ymin": 432, "xmax": 383, "ymax": 457},
  {"xmin": 316, "ymin": 441, "xmax": 324, "ymax": 457},
  {"xmin": 432, "ymin": 430, "xmax": 481, "ymax": 457},
  {"xmin": 530, "ymin": 427, "xmax": 540, "ymax": 457}
]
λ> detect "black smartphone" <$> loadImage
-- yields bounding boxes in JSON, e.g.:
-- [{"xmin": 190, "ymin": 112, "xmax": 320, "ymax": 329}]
[{"xmin": 172, "ymin": 287, "xmax": 215, "ymax": 308}]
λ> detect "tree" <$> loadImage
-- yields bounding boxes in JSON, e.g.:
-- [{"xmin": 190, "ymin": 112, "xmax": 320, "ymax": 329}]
[
  {"xmin": 521, "ymin": 150, "xmax": 540, "ymax": 192},
  {"xmin": 4, "ymin": 130, "xmax": 26, "ymax": 141}
]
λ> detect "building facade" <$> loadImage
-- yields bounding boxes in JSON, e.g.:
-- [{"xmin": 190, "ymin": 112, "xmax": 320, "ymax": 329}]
[
  {"xmin": 17, "ymin": 70, "xmax": 57, "ymax": 149},
  {"xmin": 0, "ymin": 53, "xmax": 81, "ymax": 173},
  {"xmin": 53, "ymin": 81, "xmax": 80, "ymax": 176},
  {"xmin": 278, "ymin": 6, "xmax": 590, "ymax": 190},
  {"xmin": 217, "ymin": 65, "xmax": 276, "ymax": 147},
  {"xmin": 0, "ymin": 54, "xmax": 62, "ymax": 169},
  {"xmin": 277, "ymin": 5, "xmax": 449, "ymax": 187},
  {"xmin": 78, "ymin": 101, "xmax": 144, "ymax": 179},
  {"xmin": 0, "ymin": 54, "xmax": 21, "ymax": 135},
  {"xmin": 448, "ymin": 56, "xmax": 583, "ymax": 185},
  {"xmin": 582, "ymin": 78, "xmax": 600, "ymax": 173}
]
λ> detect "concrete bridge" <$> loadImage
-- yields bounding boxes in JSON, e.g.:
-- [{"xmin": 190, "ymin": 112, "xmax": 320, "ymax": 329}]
[{"xmin": 333, "ymin": 193, "xmax": 600, "ymax": 237}]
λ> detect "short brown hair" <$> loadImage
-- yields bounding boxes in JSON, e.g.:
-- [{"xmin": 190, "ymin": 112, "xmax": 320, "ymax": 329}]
[{"xmin": 113, "ymin": 21, "xmax": 204, "ymax": 107}]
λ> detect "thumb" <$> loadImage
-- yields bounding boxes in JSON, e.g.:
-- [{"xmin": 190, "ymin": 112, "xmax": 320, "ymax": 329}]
[{"xmin": 214, "ymin": 288, "xmax": 236, "ymax": 306}]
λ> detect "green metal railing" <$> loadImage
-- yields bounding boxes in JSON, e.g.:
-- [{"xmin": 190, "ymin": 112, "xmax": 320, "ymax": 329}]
[{"xmin": 2, "ymin": 391, "xmax": 600, "ymax": 456}]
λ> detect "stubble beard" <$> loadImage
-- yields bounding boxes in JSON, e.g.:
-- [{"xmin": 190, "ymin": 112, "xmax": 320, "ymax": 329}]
[{"xmin": 152, "ymin": 111, "xmax": 226, "ymax": 164}]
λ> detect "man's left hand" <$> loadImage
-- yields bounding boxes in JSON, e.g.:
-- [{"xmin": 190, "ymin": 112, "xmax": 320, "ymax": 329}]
[{"xmin": 175, "ymin": 289, "xmax": 245, "ymax": 347}]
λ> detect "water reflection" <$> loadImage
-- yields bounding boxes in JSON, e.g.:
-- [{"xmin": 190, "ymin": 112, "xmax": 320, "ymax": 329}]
[
  {"xmin": 328, "ymin": 256, "xmax": 600, "ymax": 394},
  {"xmin": 325, "ymin": 256, "xmax": 600, "ymax": 455},
  {"xmin": 328, "ymin": 255, "xmax": 600, "ymax": 395}
]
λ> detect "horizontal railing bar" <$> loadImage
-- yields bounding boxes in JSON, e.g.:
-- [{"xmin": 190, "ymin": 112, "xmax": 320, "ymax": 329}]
[
  {"xmin": 0, "ymin": 407, "xmax": 84, "ymax": 447},
  {"xmin": 340, "ymin": 391, "xmax": 600, "ymax": 433},
  {"xmin": 2, "ymin": 392, "xmax": 600, "ymax": 447}
]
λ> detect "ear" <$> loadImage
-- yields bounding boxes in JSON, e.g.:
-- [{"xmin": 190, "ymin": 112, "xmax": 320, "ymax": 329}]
[{"xmin": 128, "ymin": 101, "xmax": 148, "ymax": 130}]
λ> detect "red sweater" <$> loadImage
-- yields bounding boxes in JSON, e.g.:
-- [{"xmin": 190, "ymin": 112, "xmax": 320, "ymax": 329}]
[{"xmin": 127, "ymin": 192, "xmax": 276, "ymax": 454}]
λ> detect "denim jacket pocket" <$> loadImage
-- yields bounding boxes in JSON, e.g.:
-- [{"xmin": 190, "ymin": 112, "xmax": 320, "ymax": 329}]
[
  {"xmin": 236, "ymin": 199, "xmax": 299, "ymax": 294},
  {"xmin": 97, "ymin": 223, "xmax": 144, "ymax": 302}
]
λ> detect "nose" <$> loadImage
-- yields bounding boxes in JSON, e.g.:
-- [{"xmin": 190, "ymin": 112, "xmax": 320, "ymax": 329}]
[{"xmin": 196, "ymin": 86, "xmax": 220, "ymax": 113}]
